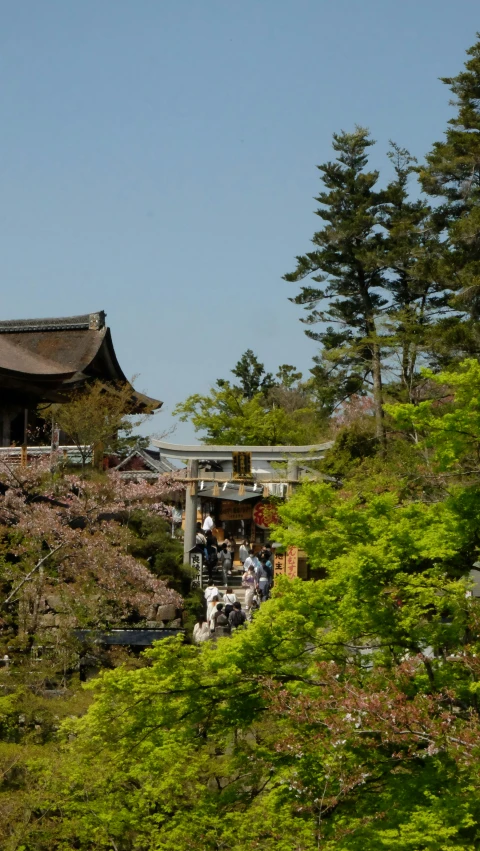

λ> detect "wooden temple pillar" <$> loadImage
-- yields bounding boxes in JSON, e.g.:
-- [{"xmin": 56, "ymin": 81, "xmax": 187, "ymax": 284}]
[
  {"xmin": 0, "ymin": 408, "xmax": 15, "ymax": 447},
  {"xmin": 183, "ymin": 459, "xmax": 199, "ymax": 563},
  {"xmin": 287, "ymin": 459, "xmax": 299, "ymax": 496}
]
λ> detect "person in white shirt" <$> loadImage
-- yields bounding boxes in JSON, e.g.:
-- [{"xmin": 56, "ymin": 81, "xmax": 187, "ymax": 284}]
[
  {"xmin": 243, "ymin": 549, "xmax": 255, "ymax": 571},
  {"xmin": 222, "ymin": 587, "xmax": 237, "ymax": 617},
  {"xmin": 204, "ymin": 581, "xmax": 219, "ymax": 604},
  {"xmin": 239, "ymin": 540, "xmax": 249, "ymax": 565},
  {"xmin": 244, "ymin": 549, "xmax": 261, "ymax": 574},
  {"xmin": 193, "ymin": 616, "xmax": 211, "ymax": 643},
  {"xmin": 206, "ymin": 595, "xmax": 220, "ymax": 623},
  {"xmin": 202, "ymin": 513, "xmax": 214, "ymax": 532},
  {"xmin": 196, "ymin": 523, "xmax": 207, "ymax": 548}
]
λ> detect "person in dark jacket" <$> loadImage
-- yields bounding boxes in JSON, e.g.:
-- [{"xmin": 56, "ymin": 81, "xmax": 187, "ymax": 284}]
[{"xmin": 228, "ymin": 601, "xmax": 246, "ymax": 630}]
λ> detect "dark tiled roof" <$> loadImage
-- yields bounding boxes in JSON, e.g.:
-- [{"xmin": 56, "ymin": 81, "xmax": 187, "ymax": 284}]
[
  {"xmin": 0, "ymin": 328, "xmax": 108, "ymax": 376},
  {"xmin": 0, "ymin": 311, "xmax": 105, "ymax": 333},
  {"xmin": 0, "ymin": 310, "xmax": 162, "ymax": 412}
]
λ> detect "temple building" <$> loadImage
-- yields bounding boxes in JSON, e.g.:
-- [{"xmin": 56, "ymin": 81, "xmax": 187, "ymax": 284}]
[
  {"xmin": 152, "ymin": 438, "xmax": 333, "ymax": 570},
  {"xmin": 0, "ymin": 311, "xmax": 161, "ymax": 446}
]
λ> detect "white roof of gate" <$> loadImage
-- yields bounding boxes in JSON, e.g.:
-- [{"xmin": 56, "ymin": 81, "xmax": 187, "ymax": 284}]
[{"xmin": 152, "ymin": 439, "xmax": 333, "ymax": 461}]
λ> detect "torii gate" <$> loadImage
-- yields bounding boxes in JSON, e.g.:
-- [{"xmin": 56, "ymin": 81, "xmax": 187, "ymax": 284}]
[{"xmin": 152, "ymin": 439, "xmax": 333, "ymax": 560}]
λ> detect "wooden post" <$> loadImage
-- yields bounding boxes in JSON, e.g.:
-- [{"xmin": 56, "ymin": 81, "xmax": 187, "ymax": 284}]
[
  {"xmin": 93, "ymin": 441, "xmax": 104, "ymax": 471},
  {"xmin": 287, "ymin": 459, "xmax": 299, "ymax": 482},
  {"xmin": 21, "ymin": 409, "xmax": 28, "ymax": 467},
  {"xmin": 287, "ymin": 459, "xmax": 299, "ymax": 498},
  {"xmin": 183, "ymin": 459, "xmax": 198, "ymax": 563}
]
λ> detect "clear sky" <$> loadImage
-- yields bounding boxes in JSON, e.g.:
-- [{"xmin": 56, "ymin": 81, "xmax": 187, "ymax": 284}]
[{"xmin": 0, "ymin": 1, "xmax": 478, "ymax": 442}]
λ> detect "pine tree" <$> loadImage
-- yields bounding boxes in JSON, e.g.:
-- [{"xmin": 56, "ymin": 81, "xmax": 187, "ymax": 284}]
[
  {"xmin": 420, "ymin": 35, "xmax": 480, "ymax": 318},
  {"xmin": 227, "ymin": 349, "xmax": 274, "ymax": 399},
  {"xmin": 380, "ymin": 144, "xmax": 449, "ymax": 401},
  {"xmin": 284, "ymin": 127, "xmax": 387, "ymax": 445}
]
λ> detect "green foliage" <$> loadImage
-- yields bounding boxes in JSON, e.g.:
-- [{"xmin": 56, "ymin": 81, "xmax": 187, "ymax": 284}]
[
  {"xmin": 42, "ymin": 380, "xmax": 151, "ymax": 472},
  {"xmin": 320, "ymin": 420, "xmax": 378, "ymax": 478},
  {"xmin": 387, "ymin": 358, "xmax": 480, "ymax": 472},
  {"xmin": 276, "ymin": 364, "xmax": 303, "ymax": 388},
  {"xmin": 229, "ymin": 349, "xmax": 274, "ymax": 399},
  {"xmin": 11, "ymin": 354, "xmax": 480, "ymax": 848},
  {"xmin": 126, "ymin": 509, "xmax": 187, "ymax": 591},
  {"xmin": 174, "ymin": 379, "xmax": 322, "ymax": 445}
]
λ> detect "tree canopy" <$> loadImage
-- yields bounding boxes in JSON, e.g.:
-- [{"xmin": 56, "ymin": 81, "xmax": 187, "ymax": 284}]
[
  {"xmin": 2, "ymin": 355, "xmax": 479, "ymax": 850},
  {"xmin": 174, "ymin": 350, "xmax": 325, "ymax": 445}
]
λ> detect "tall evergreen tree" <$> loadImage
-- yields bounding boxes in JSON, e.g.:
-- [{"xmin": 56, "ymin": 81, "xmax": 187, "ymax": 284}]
[
  {"xmin": 284, "ymin": 128, "xmax": 387, "ymax": 445},
  {"xmin": 225, "ymin": 349, "xmax": 274, "ymax": 399},
  {"xmin": 380, "ymin": 144, "xmax": 450, "ymax": 401},
  {"xmin": 420, "ymin": 35, "xmax": 480, "ymax": 319}
]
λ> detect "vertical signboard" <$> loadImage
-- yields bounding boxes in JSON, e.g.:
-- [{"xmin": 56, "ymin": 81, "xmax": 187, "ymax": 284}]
[
  {"xmin": 273, "ymin": 551, "xmax": 286, "ymax": 579},
  {"xmin": 232, "ymin": 451, "xmax": 252, "ymax": 479},
  {"xmin": 190, "ymin": 552, "xmax": 203, "ymax": 589},
  {"xmin": 285, "ymin": 546, "xmax": 299, "ymax": 580}
]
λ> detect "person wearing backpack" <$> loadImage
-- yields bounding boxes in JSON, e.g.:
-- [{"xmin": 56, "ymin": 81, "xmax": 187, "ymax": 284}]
[
  {"xmin": 213, "ymin": 610, "xmax": 231, "ymax": 639},
  {"xmin": 228, "ymin": 601, "xmax": 246, "ymax": 630},
  {"xmin": 222, "ymin": 586, "xmax": 237, "ymax": 618}
]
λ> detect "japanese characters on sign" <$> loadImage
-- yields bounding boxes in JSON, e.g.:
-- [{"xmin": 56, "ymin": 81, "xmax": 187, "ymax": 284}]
[
  {"xmin": 285, "ymin": 546, "xmax": 298, "ymax": 580},
  {"xmin": 274, "ymin": 552, "xmax": 286, "ymax": 577},
  {"xmin": 253, "ymin": 501, "xmax": 280, "ymax": 529},
  {"xmin": 190, "ymin": 552, "xmax": 203, "ymax": 588},
  {"xmin": 232, "ymin": 451, "xmax": 252, "ymax": 479},
  {"xmin": 219, "ymin": 501, "xmax": 253, "ymax": 521}
]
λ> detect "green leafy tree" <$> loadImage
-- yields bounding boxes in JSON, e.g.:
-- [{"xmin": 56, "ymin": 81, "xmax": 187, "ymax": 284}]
[
  {"xmin": 9, "ymin": 359, "xmax": 480, "ymax": 849},
  {"xmin": 43, "ymin": 380, "xmax": 152, "ymax": 474},
  {"xmin": 174, "ymin": 381, "xmax": 319, "ymax": 445},
  {"xmin": 175, "ymin": 352, "xmax": 324, "ymax": 445},
  {"xmin": 386, "ymin": 358, "xmax": 480, "ymax": 474}
]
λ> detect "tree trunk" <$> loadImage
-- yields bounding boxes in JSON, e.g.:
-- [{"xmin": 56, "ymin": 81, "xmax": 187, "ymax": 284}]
[
  {"xmin": 359, "ymin": 270, "xmax": 386, "ymax": 449},
  {"xmin": 371, "ymin": 340, "xmax": 386, "ymax": 449}
]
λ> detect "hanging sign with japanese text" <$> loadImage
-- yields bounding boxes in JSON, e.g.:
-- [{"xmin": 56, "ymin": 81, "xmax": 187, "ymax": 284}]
[
  {"xmin": 285, "ymin": 546, "xmax": 299, "ymax": 579},
  {"xmin": 232, "ymin": 451, "xmax": 252, "ymax": 479},
  {"xmin": 219, "ymin": 501, "xmax": 253, "ymax": 521}
]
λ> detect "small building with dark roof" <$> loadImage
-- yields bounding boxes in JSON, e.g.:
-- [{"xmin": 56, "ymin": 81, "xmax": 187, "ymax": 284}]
[{"xmin": 0, "ymin": 310, "xmax": 161, "ymax": 446}]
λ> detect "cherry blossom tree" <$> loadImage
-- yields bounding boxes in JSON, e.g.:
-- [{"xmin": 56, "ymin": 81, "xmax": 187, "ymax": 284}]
[{"xmin": 0, "ymin": 455, "xmax": 185, "ymax": 641}]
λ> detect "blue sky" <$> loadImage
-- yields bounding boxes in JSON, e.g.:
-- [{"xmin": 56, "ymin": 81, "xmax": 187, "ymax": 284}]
[{"xmin": 1, "ymin": 1, "xmax": 478, "ymax": 442}]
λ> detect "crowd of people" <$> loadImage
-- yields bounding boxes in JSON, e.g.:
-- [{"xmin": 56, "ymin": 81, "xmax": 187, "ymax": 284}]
[
  {"xmin": 194, "ymin": 518, "xmax": 234, "ymax": 584},
  {"xmin": 192, "ymin": 540, "xmax": 274, "ymax": 643}
]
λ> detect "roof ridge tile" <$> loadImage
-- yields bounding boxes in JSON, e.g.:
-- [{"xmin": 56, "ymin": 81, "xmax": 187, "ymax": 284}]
[{"xmin": 0, "ymin": 311, "xmax": 106, "ymax": 333}]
